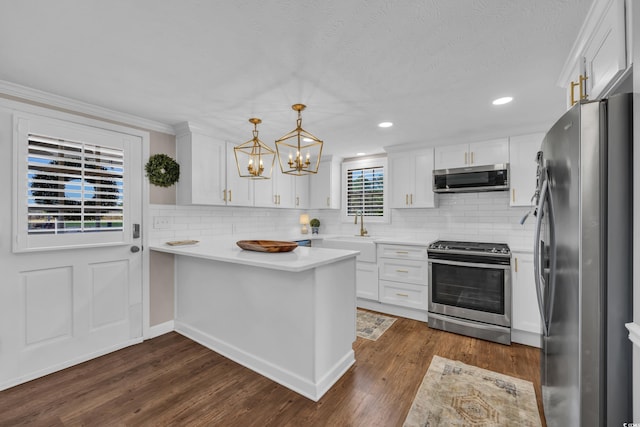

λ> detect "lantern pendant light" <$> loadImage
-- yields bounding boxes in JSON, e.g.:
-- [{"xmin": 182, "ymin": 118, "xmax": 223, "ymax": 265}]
[
  {"xmin": 233, "ymin": 118, "xmax": 276, "ymax": 179},
  {"xmin": 275, "ymin": 104, "xmax": 323, "ymax": 176}
]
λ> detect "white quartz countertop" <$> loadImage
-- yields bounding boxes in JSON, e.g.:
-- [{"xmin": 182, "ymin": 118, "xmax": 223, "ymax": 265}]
[{"xmin": 150, "ymin": 237, "xmax": 358, "ymax": 273}]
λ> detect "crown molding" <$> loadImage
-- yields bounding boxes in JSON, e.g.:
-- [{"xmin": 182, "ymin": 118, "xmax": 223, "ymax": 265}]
[
  {"xmin": 626, "ymin": 322, "xmax": 640, "ymax": 348},
  {"xmin": 0, "ymin": 79, "xmax": 175, "ymax": 135}
]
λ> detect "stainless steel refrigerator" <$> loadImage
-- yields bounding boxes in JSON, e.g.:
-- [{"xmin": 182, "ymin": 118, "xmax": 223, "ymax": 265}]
[{"xmin": 533, "ymin": 93, "xmax": 632, "ymax": 426}]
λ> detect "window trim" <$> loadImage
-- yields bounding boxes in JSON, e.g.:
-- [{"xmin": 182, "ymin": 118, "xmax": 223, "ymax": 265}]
[
  {"xmin": 13, "ymin": 114, "xmax": 134, "ymax": 253},
  {"xmin": 341, "ymin": 156, "xmax": 389, "ymax": 224}
]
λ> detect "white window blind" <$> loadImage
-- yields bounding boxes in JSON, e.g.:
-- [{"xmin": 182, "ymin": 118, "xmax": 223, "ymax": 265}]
[
  {"xmin": 27, "ymin": 135, "xmax": 124, "ymax": 235},
  {"xmin": 346, "ymin": 166, "xmax": 384, "ymax": 217}
]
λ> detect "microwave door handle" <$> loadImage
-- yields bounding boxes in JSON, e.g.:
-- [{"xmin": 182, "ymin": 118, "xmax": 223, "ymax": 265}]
[{"xmin": 534, "ymin": 177, "xmax": 549, "ymax": 337}]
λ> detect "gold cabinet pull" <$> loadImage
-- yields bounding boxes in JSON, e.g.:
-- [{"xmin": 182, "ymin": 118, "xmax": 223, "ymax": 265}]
[
  {"xmin": 278, "ymin": 195, "xmax": 281, "ymax": 205},
  {"xmin": 512, "ymin": 188, "xmax": 516, "ymax": 203},
  {"xmin": 228, "ymin": 190, "xmax": 232, "ymax": 202},
  {"xmin": 395, "ymin": 251, "xmax": 409, "ymax": 254},
  {"xmin": 410, "ymin": 194, "xmax": 413, "ymax": 205},
  {"xmin": 471, "ymin": 152, "xmax": 474, "ymax": 164},
  {"xmin": 579, "ymin": 74, "xmax": 588, "ymax": 101},
  {"xmin": 405, "ymin": 194, "xmax": 409, "ymax": 205},
  {"xmin": 223, "ymin": 189, "xmax": 227, "ymax": 202},
  {"xmin": 396, "ymin": 293, "xmax": 409, "ymax": 297},
  {"xmin": 464, "ymin": 152, "xmax": 468, "ymax": 164},
  {"xmin": 515, "ymin": 257, "xmax": 518, "ymax": 273},
  {"xmin": 396, "ymin": 269, "xmax": 409, "ymax": 273},
  {"xmin": 570, "ymin": 80, "xmax": 579, "ymax": 106}
]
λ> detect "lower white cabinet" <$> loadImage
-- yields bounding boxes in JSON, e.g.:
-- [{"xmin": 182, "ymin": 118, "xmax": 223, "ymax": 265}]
[
  {"xmin": 511, "ymin": 251, "xmax": 541, "ymax": 335},
  {"xmin": 377, "ymin": 244, "xmax": 428, "ymax": 310},
  {"xmin": 356, "ymin": 261, "xmax": 379, "ymax": 300},
  {"xmin": 509, "ymin": 133, "xmax": 544, "ymax": 207}
]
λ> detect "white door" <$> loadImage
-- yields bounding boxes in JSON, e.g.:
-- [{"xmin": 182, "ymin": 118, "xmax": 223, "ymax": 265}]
[{"xmin": 0, "ymin": 112, "xmax": 143, "ymax": 390}]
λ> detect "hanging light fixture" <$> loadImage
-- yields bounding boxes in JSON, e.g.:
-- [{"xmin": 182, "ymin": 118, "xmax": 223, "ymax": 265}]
[
  {"xmin": 275, "ymin": 104, "xmax": 323, "ymax": 176},
  {"xmin": 233, "ymin": 118, "xmax": 276, "ymax": 179}
]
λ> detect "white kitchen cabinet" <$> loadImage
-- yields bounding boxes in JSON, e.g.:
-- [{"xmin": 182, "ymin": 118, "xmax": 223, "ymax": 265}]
[
  {"xmin": 175, "ymin": 122, "xmax": 226, "ymax": 205},
  {"xmin": 377, "ymin": 244, "xmax": 428, "ymax": 310},
  {"xmin": 225, "ymin": 142, "xmax": 253, "ymax": 207},
  {"xmin": 559, "ymin": 0, "xmax": 630, "ymax": 108},
  {"xmin": 511, "ymin": 251, "xmax": 541, "ymax": 338},
  {"xmin": 309, "ymin": 155, "xmax": 341, "ymax": 209},
  {"xmin": 357, "ymin": 261, "xmax": 379, "ymax": 300},
  {"xmin": 509, "ymin": 133, "xmax": 543, "ymax": 207},
  {"xmin": 389, "ymin": 149, "xmax": 436, "ymax": 208},
  {"xmin": 434, "ymin": 138, "xmax": 509, "ymax": 169},
  {"xmin": 254, "ymin": 169, "xmax": 308, "ymax": 208}
]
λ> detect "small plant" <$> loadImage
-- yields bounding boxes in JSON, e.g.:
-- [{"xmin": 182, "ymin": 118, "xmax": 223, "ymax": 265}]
[{"xmin": 309, "ymin": 218, "xmax": 320, "ymax": 227}]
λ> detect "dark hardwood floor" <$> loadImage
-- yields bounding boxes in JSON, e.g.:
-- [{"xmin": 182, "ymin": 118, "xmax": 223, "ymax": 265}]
[{"xmin": 0, "ymin": 312, "xmax": 544, "ymax": 426}]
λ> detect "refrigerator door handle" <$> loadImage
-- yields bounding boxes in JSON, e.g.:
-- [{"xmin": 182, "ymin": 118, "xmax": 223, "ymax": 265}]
[
  {"xmin": 534, "ymin": 177, "xmax": 549, "ymax": 336},
  {"xmin": 544, "ymin": 179, "xmax": 557, "ymax": 335}
]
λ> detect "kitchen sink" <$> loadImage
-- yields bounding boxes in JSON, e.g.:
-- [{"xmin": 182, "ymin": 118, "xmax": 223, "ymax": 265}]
[{"xmin": 321, "ymin": 236, "xmax": 376, "ymax": 262}]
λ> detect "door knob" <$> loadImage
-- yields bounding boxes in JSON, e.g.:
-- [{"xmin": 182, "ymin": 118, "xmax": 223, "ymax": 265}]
[{"xmin": 131, "ymin": 246, "xmax": 141, "ymax": 253}]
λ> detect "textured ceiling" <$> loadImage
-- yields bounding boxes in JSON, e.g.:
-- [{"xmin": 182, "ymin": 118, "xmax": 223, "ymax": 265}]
[{"xmin": 0, "ymin": 0, "xmax": 592, "ymax": 158}]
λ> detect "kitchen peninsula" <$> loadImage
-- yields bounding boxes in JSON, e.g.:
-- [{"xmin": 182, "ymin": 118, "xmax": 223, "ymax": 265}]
[{"xmin": 150, "ymin": 239, "xmax": 358, "ymax": 401}]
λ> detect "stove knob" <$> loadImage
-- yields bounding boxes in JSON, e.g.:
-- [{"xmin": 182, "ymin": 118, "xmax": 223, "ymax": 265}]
[
  {"xmin": 501, "ymin": 248, "xmax": 509, "ymax": 254},
  {"xmin": 444, "ymin": 245, "xmax": 449, "ymax": 250},
  {"xmin": 491, "ymin": 248, "xmax": 498, "ymax": 253},
  {"xmin": 437, "ymin": 244, "xmax": 444, "ymax": 249}
]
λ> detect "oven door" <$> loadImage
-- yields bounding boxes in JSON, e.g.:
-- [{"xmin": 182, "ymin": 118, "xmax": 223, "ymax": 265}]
[{"xmin": 428, "ymin": 257, "xmax": 511, "ymax": 327}]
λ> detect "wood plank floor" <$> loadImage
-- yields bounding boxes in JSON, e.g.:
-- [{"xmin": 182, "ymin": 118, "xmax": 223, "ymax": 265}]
[{"xmin": 0, "ymin": 312, "xmax": 545, "ymax": 426}]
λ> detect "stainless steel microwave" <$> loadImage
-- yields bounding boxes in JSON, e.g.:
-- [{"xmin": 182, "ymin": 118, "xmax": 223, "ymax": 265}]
[{"xmin": 432, "ymin": 163, "xmax": 509, "ymax": 193}]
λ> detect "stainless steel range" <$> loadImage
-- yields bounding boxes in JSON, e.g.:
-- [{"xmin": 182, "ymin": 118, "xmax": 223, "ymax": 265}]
[{"xmin": 427, "ymin": 240, "xmax": 511, "ymax": 345}]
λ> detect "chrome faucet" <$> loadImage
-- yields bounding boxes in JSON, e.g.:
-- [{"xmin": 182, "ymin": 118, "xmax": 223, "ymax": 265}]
[{"xmin": 354, "ymin": 211, "xmax": 368, "ymax": 236}]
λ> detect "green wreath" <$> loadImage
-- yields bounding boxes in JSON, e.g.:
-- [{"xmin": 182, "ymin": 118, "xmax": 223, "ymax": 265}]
[{"xmin": 145, "ymin": 154, "xmax": 180, "ymax": 187}]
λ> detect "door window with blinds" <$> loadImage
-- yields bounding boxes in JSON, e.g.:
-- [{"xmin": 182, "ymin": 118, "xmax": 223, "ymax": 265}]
[
  {"xmin": 342, "ymin": 157, "xmax": 388, "ymax": 223},
  {"xmin": 14, "ymin": 115, "xmax": 133, "ymax": 252}
]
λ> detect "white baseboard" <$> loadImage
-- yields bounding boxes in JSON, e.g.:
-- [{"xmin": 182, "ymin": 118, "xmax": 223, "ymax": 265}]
[
  {"xmin": 357, "ymin": 299, "xmax": 428, "ymax": 322},
  {"xmin": 175, "ymin": 321, "xmax": 354, "ymax": 402},
  {"xmin": 146, "ymin": 320, "xmax": 175, "ymax": 339},
  {"xmin": 511, "ymin": 329, "xmax": 542, "ymax": 348}
]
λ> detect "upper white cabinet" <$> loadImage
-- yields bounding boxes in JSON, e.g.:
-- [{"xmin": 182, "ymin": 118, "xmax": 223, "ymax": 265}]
[
  {"xmin": 224, "ymin": 142, "xmax": 253, "ymax": 207},
  {"xmin": 254, "ymin": 168, "xmax": 309, "ymax": 208},
  {"xmin": 309, "ymin": 156, "xmax": 341, "ymax": 209},
  {"xmin": 509, "ymin": 133, "xmax": 544, "ymax": 207},
  {"xmin": 175, "ymin": 122, "xmax": 226, "ymax": 205},
  {"xmin": 559, "ymin": 0, "xmax": 629, "ymax": 108},
  {"xmin": 434, "ymin": 138, "xmax": 508, "ymax": 169},
  {"xmin": 389, "ymin": 149, "xmax": 436, "ymax": 208}
]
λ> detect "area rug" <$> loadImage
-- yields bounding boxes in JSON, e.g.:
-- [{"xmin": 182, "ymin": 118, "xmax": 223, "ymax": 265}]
[
  {"xmin": 356, "ymin": 309, "xmax": 396, "ymax": 341},
  {"xmin": 403, "ymin": 355, "xmax": 541, "ymax": 427}
]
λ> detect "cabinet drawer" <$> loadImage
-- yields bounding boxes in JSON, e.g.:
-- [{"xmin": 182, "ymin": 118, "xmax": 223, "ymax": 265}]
[
  {"xmin": 377, "ymin": 244, "xmax": 427, "ymax": 261},
  {"xmin": 379, "ymin": 280, "xmax": 428, "ymax": 310},
  {"xmin": 378, "ymin": 258, "xmax": 427, "ymax": 284}
]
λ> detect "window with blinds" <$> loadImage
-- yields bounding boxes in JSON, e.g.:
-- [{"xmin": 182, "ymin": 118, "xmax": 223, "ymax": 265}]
[
  {"xmin": 27, "ymin": 135, "xmax": 124, "ymax": 235},
  {"xmin": 346, "ymin": 166, "xmax": 384, "ymax": 217}
]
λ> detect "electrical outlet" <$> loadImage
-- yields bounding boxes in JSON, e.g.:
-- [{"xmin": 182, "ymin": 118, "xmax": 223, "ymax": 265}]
[{"xmin": 153, "ymin": 216, "xmax": 172, "ymax": 229}]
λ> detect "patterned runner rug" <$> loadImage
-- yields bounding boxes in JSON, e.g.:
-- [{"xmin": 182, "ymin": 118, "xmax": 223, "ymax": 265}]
[
  {"xmin": 404, "ymin": 355, "xmax": 541, "ymax": 427},
  {"xmin": 356, "ymin": 309, "xmax": 396, "ymax": 341}
]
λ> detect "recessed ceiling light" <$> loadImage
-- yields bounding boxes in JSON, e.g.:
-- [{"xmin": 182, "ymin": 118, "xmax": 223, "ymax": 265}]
[
  {"xmin": 492, "ymin": 97, "xmax": 513, "ymax": 105},
  {"xmin": 356, "ymin": 152, "xmax": 366, "ymax": 156},
  {"xmin": 378, "ymin": 121, "xmax": 393, "ymax": 128}
]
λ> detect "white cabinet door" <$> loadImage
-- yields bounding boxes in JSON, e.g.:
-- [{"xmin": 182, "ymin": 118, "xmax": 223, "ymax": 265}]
[
  {"xmin": 389, "ymin": 149, "xmax": 435, "ymax": 208},
  {"xmin": 253, "ymin": 176, "xmax": 277, "ymax": 207},
  {"xmin": 176, "ymin": 129, "xmax": 226, "ymax": 205},
  {"xmin": 583, "ymin": 0, "xmax": 626, "ymax": 99},
  {"xmin": 295, "ymin": 175, "xmax": 309, "ymax": 209},
  {"xmin": 412, "ymin": 150, "xmax": 436, "ymax": 208},
  {"xmin": 356, "ymin": 261, "xmax": 379, "ymax": 300},
  {"xmin": 434, "ymin": 143, "xmax": 468, "ymax": 169},
  {"xmin": 509, "ymin": 133, "xmax": 543, "ymax": 206},
  {"xmin": 225, "ymin": 142, "xmax": 253, "ymax": 207},
  {"xmin": 276, "ymin": 171, "xmax": 296, "ymax": 208},
  {"xmin": 511, "ymin": 252, "xmax": 541, "ymax": 334},
  {"xmin": 309, "ymin": 157, "xmax": 341, "ymax": 209},
  {"xmin": 469, "ymin": 138, "xmax": 509, "ymax": 166},
  {"xmin": 389, "ymin": 154, "xmax": 413, "ymax": 208}
]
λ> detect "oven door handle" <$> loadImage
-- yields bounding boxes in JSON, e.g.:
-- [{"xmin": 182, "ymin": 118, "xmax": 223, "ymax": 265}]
[{"xmin": 428, "ymin": 259, "xmax": 510, "ymax": 270}]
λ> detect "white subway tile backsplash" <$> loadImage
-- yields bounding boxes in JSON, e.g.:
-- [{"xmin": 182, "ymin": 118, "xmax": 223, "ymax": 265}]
[{"xmin": 149, "ymin": 190, "xmax": 534, "ymax": 249}]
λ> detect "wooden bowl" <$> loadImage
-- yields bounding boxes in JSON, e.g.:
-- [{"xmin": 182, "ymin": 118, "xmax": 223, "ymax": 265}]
[{"xmin": 236, "ymin": 240, "xmax": 298, "ymax": 253}]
